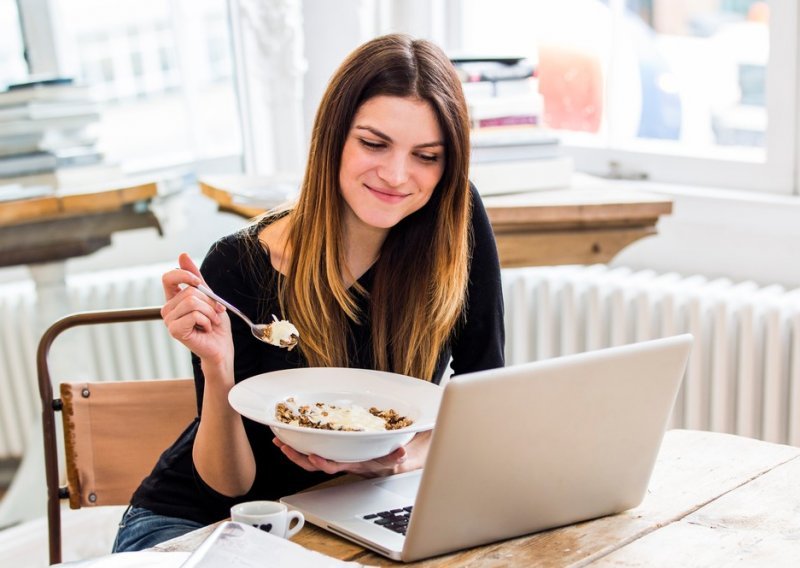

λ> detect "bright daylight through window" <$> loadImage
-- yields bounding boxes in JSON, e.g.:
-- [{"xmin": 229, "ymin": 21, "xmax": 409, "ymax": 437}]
[
  {"xmin": 459, "ymin": 0, "xmax": 792, "ymax": 192},
  {"xmin": 1, "ymin": 0, "xmax": 241, "ymax": 176},
  {"xmin": 0, "ymin": 0, "xmax": 26, "ymax": 87}
]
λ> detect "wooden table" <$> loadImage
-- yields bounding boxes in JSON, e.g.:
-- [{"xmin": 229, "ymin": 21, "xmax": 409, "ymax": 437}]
[
  {"xmin": 198, "ymin": 174, "xmax": 673, "ymax": 268},
  {"xmin": 0, "ymin": 179, "xmax": 161, "ymax": 267},
  {"xmin": 155, "ymin": 429, "xmax": 800, "ymax": 566}
]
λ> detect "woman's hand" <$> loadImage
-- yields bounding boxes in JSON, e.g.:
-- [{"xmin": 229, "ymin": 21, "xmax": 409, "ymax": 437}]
[
  {"xmin": 272, "ymin": 430, "xmax": 433, "ymax": 478},
  {"xmin": 161, "ymin": 253, "xmax": 233, "ymax": 368}
]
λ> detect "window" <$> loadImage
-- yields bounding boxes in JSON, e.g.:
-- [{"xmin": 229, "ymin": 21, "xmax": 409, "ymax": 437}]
[
  {"xmin": 0, "ymin": 0, "xmax": 26, "ymax": 87},
  {"xmin": 458, "ymin": 0, "xmax": 797, "ymax": 194},
  {"xmin": 11, "ymin": 0, "xmax": 242, "ymax": 174}
]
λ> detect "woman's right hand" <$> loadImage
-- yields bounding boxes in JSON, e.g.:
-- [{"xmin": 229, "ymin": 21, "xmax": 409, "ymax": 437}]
[{"xmin": 161, "ymin": 253, "xmax": 233, "ymax": 367}]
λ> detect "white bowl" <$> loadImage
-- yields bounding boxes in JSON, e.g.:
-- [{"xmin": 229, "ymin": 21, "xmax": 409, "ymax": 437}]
[{"xmin": 228, "ymin": 367, "xmax": 443, "ymax": 462}]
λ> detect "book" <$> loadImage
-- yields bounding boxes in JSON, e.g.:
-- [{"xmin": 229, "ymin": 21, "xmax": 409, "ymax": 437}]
[
  {"xmin": 0, "ymin": 182, "xmax": 54, "ymax": 202},
  {"xmin": 53, "ymin": 145, "xmax": 104, "ymax": 168},
  {"xmin": 0, "ymin": 170, "xmax": 57, "ymax": 188},
  {"xmin": 0, "ymin": 112, "xmax": 100, "ymax": 137},
  {"xmin": 476, "ymin": 115, "xmax": 539, "ymax": 128},
  {"xmin": 180, "ymin": 521, "xmax": 363, "ymax": 568},
  {"xmin": 0, "ymin": 132, "xmax": 43, "ymax": 157},
  {"xmin": 468, "ymin": 93, "xmax": 543, "ymax": 123},
  {"xmin": 462, "ymin": 77, "xmax": 538, "ymax": 101},
  {"xmin": 6, "ymin": 76, "xmax": 74, "ymax": 90},
  {"xmin": 461, "ymin": 80, "xmax": 496, "ymax": 100},
  {"xmin": 0, "ymin": 160, "xmax": 122, "ymax": 189},
  {"xmin": 470, "ymin": 156, "xmax": 574, "ymax": 195},
  {"xmin": 40, "ymin": 126, "xmax": 99, "ymax": 151},
  {"xmin": 471, "ymin": 140, "xmax": 560, "ymax": 163},
  {"xmin": 452, "ymin": 58, "xmax": 536, "ymax": 83},
  {"xmin": 472, "ymin": 144, "xmax": 560, "ymax": 163},
  {"xmin": 495, "ymin": 77, "xmax": 539, "ymax": 98},
  {"xmin": 0, "ymin": 77, "xmax": 91, "ymax": 106},
  {"xmin": 0, "ymin": 100, "xmax": 100, "ymax": 121},
  {"xmin": 470, "ymin": 126, "xmax": 560, "ymax": 147},
  {"xmin": 470, "ymin": 126, "xmax": 561, "ymax": 163},
  {"xmin": 0, "ymin": 151, "xmax": 57, "ymax": 177}
]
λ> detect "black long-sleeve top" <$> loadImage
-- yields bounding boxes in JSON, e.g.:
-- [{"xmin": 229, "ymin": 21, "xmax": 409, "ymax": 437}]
[{"xmin": 131, "ymin": 185, "xmax": 505, "ymax": 525}]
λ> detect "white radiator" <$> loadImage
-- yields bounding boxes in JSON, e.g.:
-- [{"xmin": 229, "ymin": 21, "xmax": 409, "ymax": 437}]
[
  {"xmin": 503, "ymin": 265, "xmax": 800, "ymax": 446},
  {"xmin": 2, "ymin": 263, "xmax": 800, "ymax": 459},
  {"xmin": 0, "ymin": 264, "xmax": 192, "ymax": 460}
]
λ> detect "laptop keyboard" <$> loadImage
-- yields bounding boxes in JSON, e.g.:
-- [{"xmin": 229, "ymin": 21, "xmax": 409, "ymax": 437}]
[{"xmin": 363, "ymin": 506, "xmax": 413, "ymax": 535}]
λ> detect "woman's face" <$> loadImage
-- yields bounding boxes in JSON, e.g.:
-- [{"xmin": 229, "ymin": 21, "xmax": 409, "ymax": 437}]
[{"xmin": 339, "ymin": 95, "xmax": 446, "ymax": 234}]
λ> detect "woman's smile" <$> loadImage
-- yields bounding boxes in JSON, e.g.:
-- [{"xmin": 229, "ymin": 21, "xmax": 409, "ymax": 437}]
[{"xmin": 364, "ymin": 183, "xmax": 410, "ymax": 204}]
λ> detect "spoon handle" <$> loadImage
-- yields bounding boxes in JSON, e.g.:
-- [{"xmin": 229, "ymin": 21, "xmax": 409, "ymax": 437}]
[{"xmin": 192, "ymin": 283, "xmax": 255, "ymax": 328}]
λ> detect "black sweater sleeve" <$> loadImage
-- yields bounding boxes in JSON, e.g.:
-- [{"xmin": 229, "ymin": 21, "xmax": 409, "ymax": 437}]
[{"xmin": 449, "ymin": 183, "xmax": 506, "ymax": 376}]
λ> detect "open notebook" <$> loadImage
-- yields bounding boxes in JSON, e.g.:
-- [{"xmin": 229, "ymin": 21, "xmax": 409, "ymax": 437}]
[{"xmin": 180, "ymin": 521, "xmax": 360, "ymax": 568}]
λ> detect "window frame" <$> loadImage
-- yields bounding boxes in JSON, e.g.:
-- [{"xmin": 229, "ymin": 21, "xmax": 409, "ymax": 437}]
[
  {"xmin": 14, "ymin": 0, "xmax": 243, "ymax": 177},
  {"xmin": 452, "ymin": 0, "xmax": 800, "ymax": 196}
]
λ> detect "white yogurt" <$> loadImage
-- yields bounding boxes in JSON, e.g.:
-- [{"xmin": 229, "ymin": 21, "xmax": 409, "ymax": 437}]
[{"xmin": 284, "ymin": 399, "xmax": 387, "ymax": 432}]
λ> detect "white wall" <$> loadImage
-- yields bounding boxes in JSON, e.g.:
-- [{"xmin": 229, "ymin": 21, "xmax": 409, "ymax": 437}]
[{"xmin": 611, "ymin": 182, "xmax": 800, "ymax": 289}]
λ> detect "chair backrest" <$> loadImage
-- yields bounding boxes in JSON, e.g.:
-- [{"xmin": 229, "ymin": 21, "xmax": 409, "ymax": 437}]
[
  {"xmin": 37, "ymin": 307, "xmax": 197, "ymax": 565},
  {"xmin": 60, "ymin": 378, "xmax": 196, "ymax": 508}
]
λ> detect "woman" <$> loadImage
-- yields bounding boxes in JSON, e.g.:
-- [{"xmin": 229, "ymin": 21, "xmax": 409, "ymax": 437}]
[{"xmin": 113, "ymin": 33, "xmax": 504, "ymax": 551}]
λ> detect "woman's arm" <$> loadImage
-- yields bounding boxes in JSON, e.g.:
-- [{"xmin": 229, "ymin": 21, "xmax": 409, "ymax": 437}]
[{"xmin": 161, "ymin": 253, "xmax": 256, "ymax": 496}]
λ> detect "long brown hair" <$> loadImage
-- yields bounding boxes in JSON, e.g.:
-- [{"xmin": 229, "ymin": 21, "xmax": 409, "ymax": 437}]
[{"xmin": 265, "ymin": 34, "xmax": 471, "ymax": 380}]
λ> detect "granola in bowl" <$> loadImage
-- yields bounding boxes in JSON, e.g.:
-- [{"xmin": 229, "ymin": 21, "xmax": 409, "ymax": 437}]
[{"xmin": 275, "ymin": 398, "xmax": 413, "ymax": 432}]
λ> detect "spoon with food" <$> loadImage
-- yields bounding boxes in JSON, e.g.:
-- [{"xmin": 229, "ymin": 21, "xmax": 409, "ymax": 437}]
[{"xmin": 188, "ymin": 282, "xmax": 299, "ymax": 350}]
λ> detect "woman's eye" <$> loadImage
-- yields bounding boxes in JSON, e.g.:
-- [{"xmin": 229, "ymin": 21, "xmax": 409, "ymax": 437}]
[
  {"xmin": 417, "ymin": 153, "xmax": 439, "ymax": 163},
  {"xmin": 359, "ymin": 138, "xmax": 385, "ymax": 150}
]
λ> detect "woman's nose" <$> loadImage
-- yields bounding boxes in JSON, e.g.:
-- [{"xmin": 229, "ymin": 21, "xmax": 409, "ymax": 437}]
[{"xmin": 377, "ymin": 154, "xmax": 409, "ymax": 187}]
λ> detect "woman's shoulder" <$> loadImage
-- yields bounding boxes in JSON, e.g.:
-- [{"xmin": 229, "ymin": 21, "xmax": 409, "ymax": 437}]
[
  {"xmin": 467, "ymin": 182, "xmax": 493, "ymax": 238},
  {"xmin": 202, "ymin": 226, "xmax": 256, "ymax": 267},
  {"xmin": 199, "ymin": 221, "xmax": 275, "ymax": 293},
  {"xmin": 202, "ymin": 213, "xmax": 283, "ymax": 264},
  {"xmin": 464, "ymin": 181, "xmax": 502, "ymax": 282}
]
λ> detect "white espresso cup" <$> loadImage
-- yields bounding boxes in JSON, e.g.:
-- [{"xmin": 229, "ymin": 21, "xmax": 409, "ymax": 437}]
[{"xmin": 230, "ymin": 501, "xmax": 305, "ymax": 539}]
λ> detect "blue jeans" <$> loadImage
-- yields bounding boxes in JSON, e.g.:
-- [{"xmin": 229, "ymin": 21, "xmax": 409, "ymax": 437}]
[{"xmin": 112, "ymin": 506, "xmax": 205, "ymax": 552}]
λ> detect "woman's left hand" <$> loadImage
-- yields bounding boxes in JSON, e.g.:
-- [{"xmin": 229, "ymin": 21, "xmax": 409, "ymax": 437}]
[{"xmin": 273, "ymin": 431, "xmax": 432, "ymax": 478}]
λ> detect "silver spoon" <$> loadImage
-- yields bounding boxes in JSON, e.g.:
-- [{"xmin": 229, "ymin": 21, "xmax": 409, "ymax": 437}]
[{"xmin": 189, "ymin": 283, "xmax": 299, "ymax": 350}]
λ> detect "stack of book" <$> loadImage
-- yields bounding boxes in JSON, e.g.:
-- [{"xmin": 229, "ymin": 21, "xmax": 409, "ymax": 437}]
[
  {"xmin": 452, "ymin": 57, "xmax": 573, "ymax": 195},
  {"xmin": 0, "ymin": 76, "xmax": 102, "ymax": 188}
]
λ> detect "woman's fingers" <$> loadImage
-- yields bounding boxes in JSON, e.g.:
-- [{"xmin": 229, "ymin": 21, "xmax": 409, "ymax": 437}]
[
  {"xmin": 272, "ymin": 438, "xmax": 347, "ymax": 475},
  {"xmin": 178, "ymin": 252, "xmax": 202, "ymax": 278},
  {"xmin": 273, "ymin": 438, "xmax": 318, "ymax": 472},
  {"xmin": 164, "ymin": 287, "xmax": 220, "ymax": 322},
  {"xmin": 307, "ymin": 454, "xmax": 346, "ymax": 475},
  {"xmin": 162, "ymin": 289, "xmax": 224, "ymax": 341},
  {"xmin": 162, "ymin": 266, "xmax": 202, "ymax": 301},
  {"xmin": 162, "ymin": 255, "xmax": 225, "ymax": 314},
  {"xmin": 272, "ymin": 434, "xmax": 415, "ymax": 477}
]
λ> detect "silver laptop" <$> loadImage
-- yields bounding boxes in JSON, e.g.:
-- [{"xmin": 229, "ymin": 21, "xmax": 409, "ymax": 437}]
[{"xmin": 281, "ymin": 334, "xmax": 693, "ymax": 562}]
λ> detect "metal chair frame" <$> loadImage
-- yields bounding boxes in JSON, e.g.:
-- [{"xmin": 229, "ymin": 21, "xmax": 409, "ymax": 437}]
[{"xmin": 37, "ymin": 307, "xmax": 195, "ymax": 564}]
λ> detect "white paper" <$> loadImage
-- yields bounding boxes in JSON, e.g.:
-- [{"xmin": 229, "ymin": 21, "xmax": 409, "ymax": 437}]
[{"xmin": 179, "ymin": 522, "xmax": 364, "ymax": 568}]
